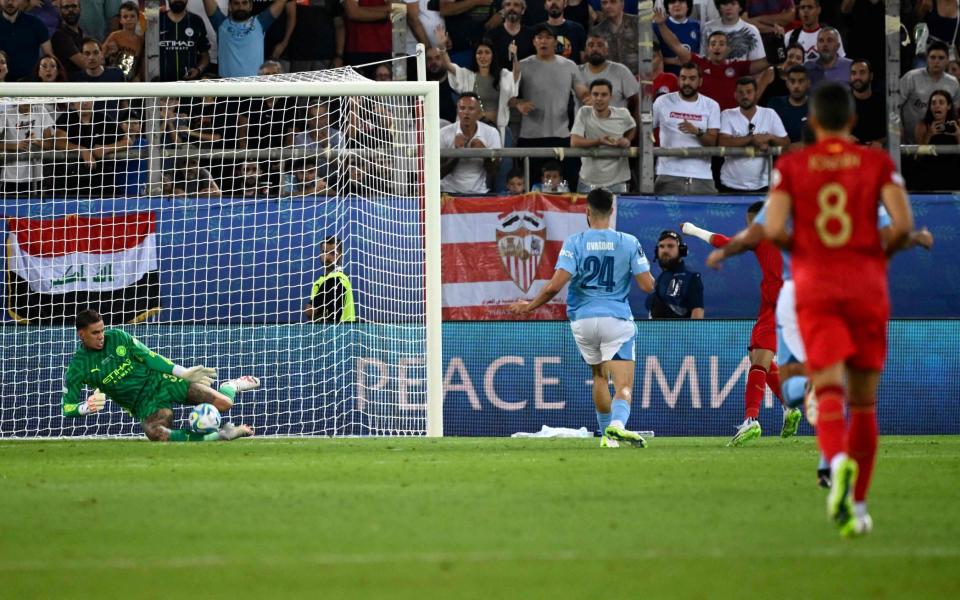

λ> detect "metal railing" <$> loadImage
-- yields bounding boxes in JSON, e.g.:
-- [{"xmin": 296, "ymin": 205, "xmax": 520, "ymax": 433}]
[{"xmin": 5, "ymin": 0, "xmax": 955, "ymax": 198}]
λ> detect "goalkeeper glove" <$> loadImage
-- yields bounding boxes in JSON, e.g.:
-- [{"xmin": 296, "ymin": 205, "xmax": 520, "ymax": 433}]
[
  {"xmin": 78, "ymin": 389, "xmax": 106, "ymax": 415},
  {"xmin": 179, "ymin": 365, "xmax": 217, "ymax": 387}
]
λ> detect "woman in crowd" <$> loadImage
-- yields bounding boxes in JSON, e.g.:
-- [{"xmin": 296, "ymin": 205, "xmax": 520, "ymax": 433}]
[
  {"xmin": 436, "ymin": 29, "xmax": 520, "ymax": 191},
  {"xmin": 435, "ymin": 27, "xmax": 520, "ymax": 144},
  {"xmin": 0, "ymin": 50, "xmax": 8, "ymax": 82},
  {"xmin": 31, "ymin": 55, "xmax": 68, "ymax": 82},
  {"xmin": 912, "ymin": 89, "xmax": 960, "ymax": 191}
]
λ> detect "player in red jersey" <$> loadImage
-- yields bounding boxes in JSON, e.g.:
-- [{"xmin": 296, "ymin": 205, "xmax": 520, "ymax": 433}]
[
  {"xmin": 682, "ymin": 204, "xmax": 802, "ymax": 446},
  {"xmin": 762, "ymin": 82, "xmax": 914, "ymax": 537}
]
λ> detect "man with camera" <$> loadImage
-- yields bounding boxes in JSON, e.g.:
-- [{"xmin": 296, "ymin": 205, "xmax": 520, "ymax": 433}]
[{"xmin": 645, "ymin": 230, "xmax": 704, "ymax": 319}]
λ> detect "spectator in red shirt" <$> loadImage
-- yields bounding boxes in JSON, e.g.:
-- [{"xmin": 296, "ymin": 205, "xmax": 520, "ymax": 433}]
[
  {"xmin": 342, "ymin": 0, "xmax": 395, "ymax": 67},
  {"xmin": 653, "ymin": 7, "xmax": 767, "ymax": 109}
]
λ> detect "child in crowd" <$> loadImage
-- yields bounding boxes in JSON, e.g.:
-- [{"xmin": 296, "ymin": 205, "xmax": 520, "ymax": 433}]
[
  {"xmin": 506, "ymin": 170, "xmax": 526, "ymax": 194},
  {"xmin": 103, "ymin": 2, "xmax": 144, "ymax": 81},
  {"xmin": 531, "ymin": 160, "xmax": 569, "ymax": 193}
]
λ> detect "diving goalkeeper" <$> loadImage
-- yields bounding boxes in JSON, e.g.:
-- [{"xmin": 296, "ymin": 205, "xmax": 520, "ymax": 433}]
[{"xmin": 61, "ymin": 309, "xmax": 259, "ymax": 441}]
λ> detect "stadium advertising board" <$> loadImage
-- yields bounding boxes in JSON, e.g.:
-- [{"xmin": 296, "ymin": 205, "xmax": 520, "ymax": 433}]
[
  {"xmin": 3, "ymin": 321, "xmax": 954, "ymax": 437},
  {"xmin": 0, "ymin": 195, "xmax": 952, "ymax": 323}
]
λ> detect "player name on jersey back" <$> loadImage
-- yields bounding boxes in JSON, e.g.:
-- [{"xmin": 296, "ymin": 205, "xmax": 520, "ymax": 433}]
[
  {"xmin": 806, "ymin": 152, "xmax": 861, "ymax": 171},
  {"xmin": 585, "ymin": 241, "xmax": 616, "ymax": 251}
]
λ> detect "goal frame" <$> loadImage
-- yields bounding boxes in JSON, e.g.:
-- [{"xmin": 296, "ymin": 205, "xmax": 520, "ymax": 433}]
[{"xmin": 0, "ymin": 79, "xmax": 444, "ymax": 437}]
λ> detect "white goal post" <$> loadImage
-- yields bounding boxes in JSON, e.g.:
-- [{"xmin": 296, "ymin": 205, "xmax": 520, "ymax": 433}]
[{"xmin": 0, "ymin": 76, "xmax": 443, "ymax": 438}]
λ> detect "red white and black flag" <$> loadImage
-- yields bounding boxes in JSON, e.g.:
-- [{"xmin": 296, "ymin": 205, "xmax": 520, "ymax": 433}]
[
  {"xmin": 6, "ymin": 213, "xmax": 160, "ymax": 324},
  {"xmin": 442, "ymin": 193, "xmax": 598, "ymax": 320}
]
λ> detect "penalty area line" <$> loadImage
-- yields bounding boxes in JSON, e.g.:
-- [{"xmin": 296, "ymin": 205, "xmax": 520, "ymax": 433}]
[{"xmin": 3, "ymin": 546, "xmax": 960, "ymax": 571}]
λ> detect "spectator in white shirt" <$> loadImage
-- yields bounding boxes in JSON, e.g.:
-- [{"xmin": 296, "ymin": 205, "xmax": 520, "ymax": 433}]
[
  {"xmin": 783, "ymin": 0, "xmax": 845, "ymax": 63},
  {"xmin": 570, "ymin": 78, "xmax": 637, "ymax": 192},
  {"xmin": 652, "ymin": 61, "xmax": 721, "ymax": 194},
  {"xmin": 440, "ymin": 93, "xmax": 502, "ymax": 194},
  {"xmin": 717, "ymin": 76, "xmax": 789, "ymax": 192},
  {"xmin": 1, "ymin": 103, "xmax": 55, "ymax": 197},
  {"xmin": 900, "ymin": 40, "xmax": 960, "ymax": 144}
]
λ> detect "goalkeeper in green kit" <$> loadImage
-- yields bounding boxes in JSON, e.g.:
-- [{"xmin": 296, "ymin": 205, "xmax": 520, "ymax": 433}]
[{"xmin": 62, "ymin": 309, "xmax": 259, "ymax": 441}]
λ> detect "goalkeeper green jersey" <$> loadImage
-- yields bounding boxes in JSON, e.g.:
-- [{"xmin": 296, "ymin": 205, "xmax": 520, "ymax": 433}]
[{"xmin": 62, "ymin": 329, "xmax": 179, "ymax": 418}]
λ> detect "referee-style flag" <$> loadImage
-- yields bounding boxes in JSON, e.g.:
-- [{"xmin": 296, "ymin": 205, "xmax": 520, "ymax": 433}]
[{"xmin": 5, "ymin": 213, "xmax": 160, "ymax": 324}]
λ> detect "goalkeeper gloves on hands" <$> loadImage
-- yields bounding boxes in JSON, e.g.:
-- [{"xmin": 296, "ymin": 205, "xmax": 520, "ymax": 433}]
[
  {"xmin": 78, "ymin": 389, "xmax": 106, "ymax": 415},
  {"xmin": 181, "ymin": 366, "xmax": 217, "ymax": 387}
]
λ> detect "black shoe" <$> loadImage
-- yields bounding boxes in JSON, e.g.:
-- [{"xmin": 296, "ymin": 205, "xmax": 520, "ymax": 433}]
[{"xmin": 817, "ymin": 468, "xmax": 831, "ymax": 489}]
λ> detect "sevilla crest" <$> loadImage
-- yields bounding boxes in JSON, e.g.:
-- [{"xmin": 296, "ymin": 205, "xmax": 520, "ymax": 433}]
[{"xmin": 496, "ymin": 210, "xmax": 546, "ymax": 294}]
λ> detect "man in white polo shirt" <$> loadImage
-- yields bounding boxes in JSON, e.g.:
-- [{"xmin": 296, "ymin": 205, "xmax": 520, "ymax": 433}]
[
  {"xmin": 651, "ymin": 61, "xmax": 721, "ymax": 194},
  {"xmin": 571, "ymin": 78, "xmax": 637, "ymax": 192},
  {"xmin": 439, "ymin": 93, "xmax": 502, "ymax": 194},
  {"xmin": 717, "ymin": 76, "xmax": 789, "ymax": 192}
]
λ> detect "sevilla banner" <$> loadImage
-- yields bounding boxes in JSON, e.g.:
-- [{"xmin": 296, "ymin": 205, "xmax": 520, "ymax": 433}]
[
  {"xmin": 442, "ymin": 193, "xmax": 598, "ymax": 320},
  {"xmin": 6, "ymin": 213, "xmax": 160, "ymax": 324}
]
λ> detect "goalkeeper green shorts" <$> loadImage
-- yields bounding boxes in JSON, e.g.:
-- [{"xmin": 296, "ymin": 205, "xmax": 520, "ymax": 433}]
[{"xmin": 134, "ymin": 374, "xmax": 191, "ymax": 421}]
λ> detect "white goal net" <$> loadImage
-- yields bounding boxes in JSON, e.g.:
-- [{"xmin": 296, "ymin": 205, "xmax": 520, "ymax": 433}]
[{"xmin": 0, "ymin": 68, "xmax": 442, "ymax": 438}]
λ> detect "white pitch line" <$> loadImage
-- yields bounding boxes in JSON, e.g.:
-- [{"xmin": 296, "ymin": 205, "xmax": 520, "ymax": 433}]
[{"xmin": 2, "ymin": 546, "xmax": 959, "ymax": 572}]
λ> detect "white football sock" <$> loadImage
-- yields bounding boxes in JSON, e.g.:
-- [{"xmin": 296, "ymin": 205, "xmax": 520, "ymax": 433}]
[
  {"xmin": 854, "ymin": 502, "xmax": 868, "ymax": 519},
  {"xmin": 830, "ymin": 452, "xmax": 849, "ymax": 475},
  {"xmin": 681, "ymin": 222, "xmax": 714, "ymax": 243}
]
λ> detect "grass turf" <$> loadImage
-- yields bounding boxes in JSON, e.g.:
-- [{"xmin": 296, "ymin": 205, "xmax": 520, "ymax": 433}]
[{"xmin": 1, "ymin": 436, "xmax": 958, "ymax": 599}]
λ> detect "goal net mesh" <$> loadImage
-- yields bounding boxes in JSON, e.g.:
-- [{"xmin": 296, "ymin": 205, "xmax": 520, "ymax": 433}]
[{"xmin": 0, "ymin": 67, "xmax": 432, "ymax": 437}]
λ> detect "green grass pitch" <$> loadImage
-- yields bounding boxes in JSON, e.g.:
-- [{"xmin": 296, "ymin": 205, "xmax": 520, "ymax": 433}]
[{"xmin": 1, "ymin": 436, "xmax": 958, "ymax": 599}]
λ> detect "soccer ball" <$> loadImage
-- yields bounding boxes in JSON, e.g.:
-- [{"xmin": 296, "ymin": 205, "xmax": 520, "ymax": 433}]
[{"xmin": 188, "ymin": 403, "xmax": 221, "ymax": 434}]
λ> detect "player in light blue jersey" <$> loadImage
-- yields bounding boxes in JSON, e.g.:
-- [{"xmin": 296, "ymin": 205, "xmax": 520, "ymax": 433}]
[
  {"xmin": 707, "ymin": 202, "xmax": 933, "ymax": 484},
  {"xmin": 511, "ymin": 189, "xmax": 656, "ymax": 448}
]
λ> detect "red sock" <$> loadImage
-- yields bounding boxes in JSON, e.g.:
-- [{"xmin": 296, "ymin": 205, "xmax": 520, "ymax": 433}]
[
  {"xmin": 848, "ymin": 405, "xmax": 878, "ymax": 502},
  {"xmin": 767, "ymin": 362, "xmax": 785, "ymax": 407},
  {"xmin": 710, "ymin": 233, "xmax": 731, "ymax": 248},
  {"xmin": 744, "ymin": 365, "xmax": 767, "ymax": 419},
  {"xmin": 815, "ymin": 385, "xmax": 847, "ymax": 462}
]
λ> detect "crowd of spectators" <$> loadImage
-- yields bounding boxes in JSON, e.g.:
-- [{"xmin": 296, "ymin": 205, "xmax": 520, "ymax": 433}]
[{"xmin": 0, "ymin": 0, "xmax": 959, "ymax": 196}]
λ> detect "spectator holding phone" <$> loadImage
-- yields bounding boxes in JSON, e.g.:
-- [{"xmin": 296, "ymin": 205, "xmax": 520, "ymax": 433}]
[
  {"xmin": 436, "ymin": 27, "xmax": 520, "ymax": 144},
  {"xmin": 911, "ymin": 89, "xmax": 960, "ymax": 191}
]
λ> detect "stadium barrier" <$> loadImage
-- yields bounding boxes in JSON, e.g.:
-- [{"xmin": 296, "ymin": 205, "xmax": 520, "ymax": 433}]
[
  {"xmin": 3, "ymin": 320, "xmax": 955, "ymax": 437},
  {"xmin": 3, "ymin": 144, "xmax": 956, "ymax": 197}
]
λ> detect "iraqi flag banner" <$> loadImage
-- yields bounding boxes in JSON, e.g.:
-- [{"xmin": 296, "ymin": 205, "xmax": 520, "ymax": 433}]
[
  {"xmin": 6, "ymin": 213, "xmax": 160, "ymax": 324},
  {"xmin": 442, "ymin": 193, "xmax": 607, "ymax": 320}
]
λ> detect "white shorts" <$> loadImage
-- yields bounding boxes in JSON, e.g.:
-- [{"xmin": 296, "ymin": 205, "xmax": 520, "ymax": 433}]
[
  {"xmin": 570, "ymin": 317, "xmax": 636, "ymax": 365},
  {"xmin": 775, "ymin": 280, "xmax": 806, "ymax": 363}
]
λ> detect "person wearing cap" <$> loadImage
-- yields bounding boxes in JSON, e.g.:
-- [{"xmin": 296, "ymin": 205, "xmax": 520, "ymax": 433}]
[
  {"xmin": 653, "ymin": 72, "xmax": 679, "ymax": 98},
  {"xmin": 513, "ymin": 23, "xmax": 590, "ymax": 188},
  {"xmin": 645, "ymin": 230, "xmax": 705, "ymax": 319}
]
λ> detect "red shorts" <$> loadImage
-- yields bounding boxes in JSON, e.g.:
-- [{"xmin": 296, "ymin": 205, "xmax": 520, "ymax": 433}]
[
  {"xmin": 797, "ymin": 298, "xmax": 889, "ymax": 372},
  {"xmin": 749, "ymin": 303, "xmax": 777, "ymax": 351}
]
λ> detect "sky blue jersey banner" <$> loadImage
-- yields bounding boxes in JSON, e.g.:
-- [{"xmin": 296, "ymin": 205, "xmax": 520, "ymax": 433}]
[
  {"xmin": 3, "ymin": 321, "xmax": 956, "ymax": 437},
  {"xmin": 0, "ymin": 194, "xmax": 954, "ymax": 322}
]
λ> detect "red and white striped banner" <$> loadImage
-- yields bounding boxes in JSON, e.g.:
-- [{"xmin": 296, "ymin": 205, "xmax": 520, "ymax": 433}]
[{"xmin": 442, "ymin": 193, "xmax": 594, "ymax": 320}]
